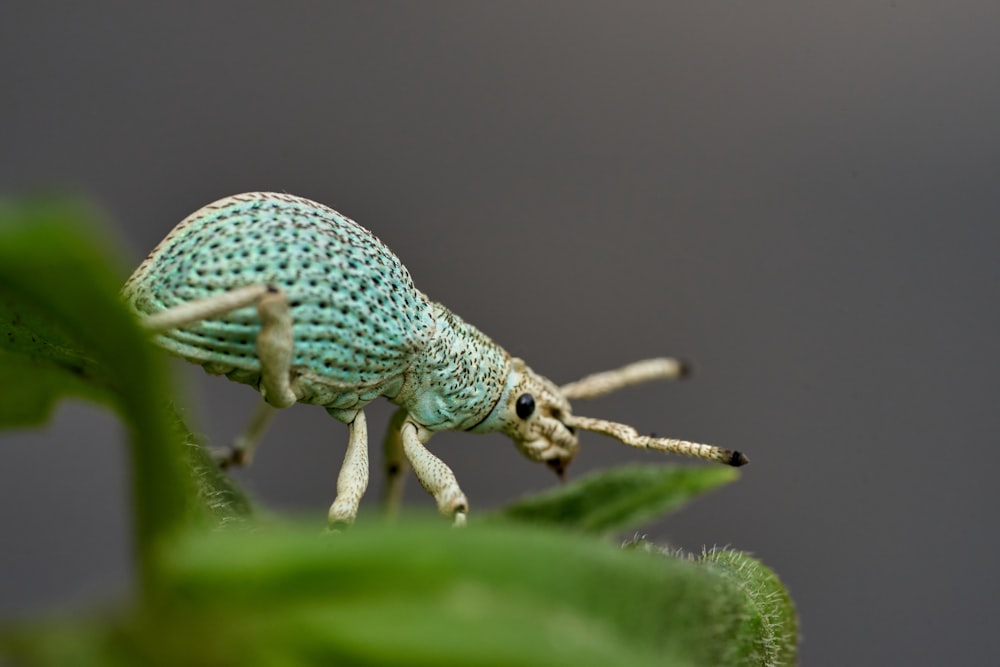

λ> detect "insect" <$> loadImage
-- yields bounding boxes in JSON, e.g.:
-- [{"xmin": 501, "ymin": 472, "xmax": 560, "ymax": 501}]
[{"xmin": 123, "ymin": 192, "xmax": 747, "ymax": 527}]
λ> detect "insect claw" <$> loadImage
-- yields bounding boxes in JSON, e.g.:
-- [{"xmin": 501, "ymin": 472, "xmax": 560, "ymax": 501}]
[
  {"xmin": 211, "ymin": 446, "xmax": 249, "ymax": 469},
  {"xmin": 730, "ymin": 451, "xmax": 750, "ymax": 467},
  {"xmin": 545, "ymin": 458, "xmax": 567, "ymax": 480}
]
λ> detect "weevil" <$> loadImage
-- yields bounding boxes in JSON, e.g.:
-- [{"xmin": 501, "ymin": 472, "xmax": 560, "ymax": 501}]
[{"xmin": 123, "ymin": 192, "xmax": 747, "ymax": 526}]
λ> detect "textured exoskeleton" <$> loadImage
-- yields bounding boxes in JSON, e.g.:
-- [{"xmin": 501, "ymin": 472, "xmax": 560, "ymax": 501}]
[{"xmin": 123, "ymin": 192, "xmax": 746, "ymax": 526}]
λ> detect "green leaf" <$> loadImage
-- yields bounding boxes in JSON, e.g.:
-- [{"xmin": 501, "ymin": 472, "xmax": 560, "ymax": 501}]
[
  {"xmin": 0, "ymin": 618, "xmax": 128, "ymax": 667},
  {"xmin": 18, "ymin": 519, "xmax": 785, "ymax": 667},
  {"xmin": 700, "ymin": 548, "xmax": 799, "ymax": 667},
  {"xmin": 494, "ymin": 463, "xmax": 739, "ymax": 535},
  {"xmin": 169, "ymin": 404, "xmax": 255, "ymax": 526},
  {"xmin": 0, "ymin": 348, "xmax": 106, "ymax": 426},
  {"xmin": 0, "ymin": 198, "xmax": 200, "ymax": 590},
  {"xmin": 3, "ymin": 521, "xmax": 799, "ymax": 666},
  {"xmin": 162, "ymin": 520, "xmax": 791, "ymax": 667}
]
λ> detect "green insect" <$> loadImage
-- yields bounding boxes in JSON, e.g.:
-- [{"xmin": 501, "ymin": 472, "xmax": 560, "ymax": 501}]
[{"xmin": 123, "ymin": 192, "xmax": 747, "ymax": 526}]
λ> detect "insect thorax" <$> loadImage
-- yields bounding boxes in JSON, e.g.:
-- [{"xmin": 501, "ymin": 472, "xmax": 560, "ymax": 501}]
[{"xmin": 391, "ymin": 303, "xmax": 510, "ymax": 432}]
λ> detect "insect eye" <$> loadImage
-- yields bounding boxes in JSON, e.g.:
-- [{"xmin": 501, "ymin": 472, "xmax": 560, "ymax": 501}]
[{"xmin": 515, "ymin": 393, "xmax": 535, "ymax": 420}]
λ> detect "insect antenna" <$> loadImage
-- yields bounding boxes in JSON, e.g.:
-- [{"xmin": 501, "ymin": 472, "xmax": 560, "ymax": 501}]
[
  {"xmin": 562, "ymin": 414, "xmax": 749, "ymax": 467},
  {"xmin": 560, "ymin": 358, "xmax": 689, "ymax": 400}
]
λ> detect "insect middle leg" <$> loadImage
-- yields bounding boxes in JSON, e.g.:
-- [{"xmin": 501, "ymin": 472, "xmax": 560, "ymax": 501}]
[
  {"xmin": 381, "ymin": 408, "xmax": 410, "ymax": 519},
  {"xmin": 327, "ymin": 411, "xmax": 370, "ymax": 527}
]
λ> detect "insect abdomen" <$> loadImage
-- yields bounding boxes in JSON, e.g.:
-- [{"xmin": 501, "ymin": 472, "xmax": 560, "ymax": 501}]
[{"xmin": 124, "ymin": 193, "xmax": 435, "ymax": 394}]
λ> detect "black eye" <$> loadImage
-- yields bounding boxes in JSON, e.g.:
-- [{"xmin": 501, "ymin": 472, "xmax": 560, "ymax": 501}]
[{"xmin": 515, "ymin": 393, "xmax": 535, "ymax": 419}]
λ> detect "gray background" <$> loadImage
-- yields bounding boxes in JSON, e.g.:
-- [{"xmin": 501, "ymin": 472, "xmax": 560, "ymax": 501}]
[{"xmin": 1, "ymin": 3, "xmax": 997, "ymax": 665}]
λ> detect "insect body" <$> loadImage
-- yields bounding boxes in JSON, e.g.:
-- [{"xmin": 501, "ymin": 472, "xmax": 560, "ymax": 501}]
[{"xmin": 124, "ymin": 192, "xmax": 747, "ymax": 526}]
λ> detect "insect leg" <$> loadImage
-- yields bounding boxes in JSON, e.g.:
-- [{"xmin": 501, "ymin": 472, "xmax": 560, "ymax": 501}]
[
  {"xmin": 380, "ymin": 408, "xmax": 410, "ymax": 519},
  {"xmin": 559, "ymin": 357, "xmax": 689, "ymax": 400},
  {"xmin": 213, "ymin": 401, "xmax": 278, "ymax": 468},
  {"xmin": 142, "ymin": 285, "xmax": 299, "ymax": 409},
  {"xmin": 254, "ymin": 287, "xmax": 298, "ymax": 408},
  {"xmin": 142, "ymin": 284, "xmax": 273, "ymax": 331},
  {"xmin": 327, "ymin": 410, "xmax": 370, "ymax": 527},
  {"xmin": 400, "ymin": 420, "xmax": 469, "ymax": 526}
]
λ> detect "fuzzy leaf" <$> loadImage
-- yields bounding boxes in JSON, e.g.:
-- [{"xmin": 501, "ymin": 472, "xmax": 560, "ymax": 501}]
[
  {"xmin": 495, "ymin": 463, "xmax": 739, "ymax": 535},
  {"xmin": 700, "ymin": 548, "xmax": 799, "ymax": 667},
  {"xmin": 2, "ymin": 520, "xmax": 795, "ymax": 667},
  {"xmin": 169, "ymin": 404, "xmax": 255, "ymax": 526}
]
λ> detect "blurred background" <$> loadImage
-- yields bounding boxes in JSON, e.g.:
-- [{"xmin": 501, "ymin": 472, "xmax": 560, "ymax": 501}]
[{"xmin": 2, "ymin": 3, "xmax": 997, "ymax": 664}]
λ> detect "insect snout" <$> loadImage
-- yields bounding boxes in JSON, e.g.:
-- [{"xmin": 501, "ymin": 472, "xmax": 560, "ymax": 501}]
[{"xmin": 519, "ymin": 406, "xmax": 580, "ymax": 478}]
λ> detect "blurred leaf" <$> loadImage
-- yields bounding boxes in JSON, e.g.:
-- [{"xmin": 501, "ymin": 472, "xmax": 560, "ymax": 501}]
[
  {"xmin": 152, "ymin": 520, "xmax": 782, "ymax": 666},
  {"xmin": 3, "ymin": 520, "xmax": 794, "ymax": 667},
  {"xmin": 0, "ymin": 198, "xmax": 200, "ymax": 589},
  {"xmin": 494, "ymin": 463, "xmax": 739, "ymax": 535},
  {"xmin": 170, "ymin": 405, "xmax": 254, "ymax": 526},
  {"xmin": 0, "ymin": 348, "xmax": 107, "ymax": 426},
  {"xmin": 0, "ymin": 618, "xmax": 127, "ymax": 667}
]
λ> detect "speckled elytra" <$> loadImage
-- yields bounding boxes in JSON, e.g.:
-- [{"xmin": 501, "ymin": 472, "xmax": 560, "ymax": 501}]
[{"xmin": 123, "ymin": 192, "xmax": 747, "ymax": 526}]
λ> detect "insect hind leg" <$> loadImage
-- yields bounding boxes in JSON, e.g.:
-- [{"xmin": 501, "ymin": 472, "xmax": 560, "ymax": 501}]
[
  {"xmin": 253, "ymin": 287, "xmax": 298, "ymax": 408},
  {"xmin": 142, "ymin": 285, "xmax": 299, "ymax": 469},
  {"xmin": 142, "ymin": 284, "xmax": 300, "ymax": 409},
  {"xmin": 213, "ymin": 400, "xmax": 278, "ymax": 468}
]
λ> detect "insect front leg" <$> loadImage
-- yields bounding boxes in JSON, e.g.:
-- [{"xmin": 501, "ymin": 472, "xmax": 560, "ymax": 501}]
[
  {"xmin": 327, "ymin": 411, "xmax": 370, "ymax": 527},
  {"xmin": 380, "ymin": 408, "xmax": 410, "ymax": 519},
  {"xmin": 399, "ymin": 419, "xmax": 469, "ymax": 526}
]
